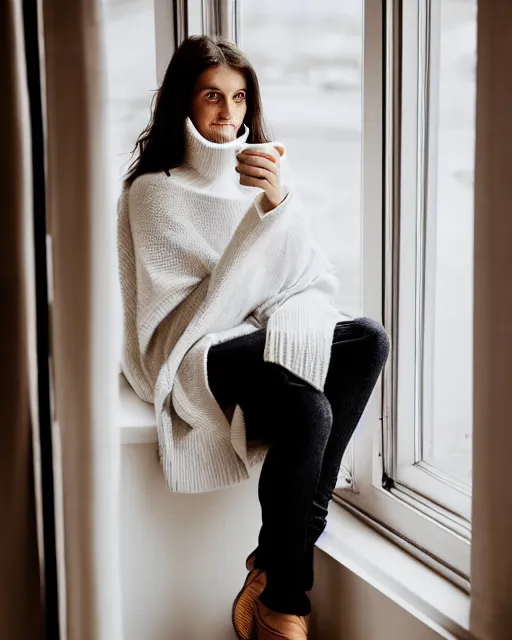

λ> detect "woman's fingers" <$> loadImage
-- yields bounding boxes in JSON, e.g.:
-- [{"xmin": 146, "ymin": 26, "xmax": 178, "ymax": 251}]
[
  {"xmin": 238, "ymin": 173, "xmax": 271, "ymax": 189},
  {"xmin": 236, "ymin": 149, "xmax": 283, "ymax": 211},
  {"xmin": 236, "ymin": 162, "xmax": 277, "ymax": 183},
  {"xmin": 236, "ymin": 161, "xmax": 278, "ymax": 178},
  {"xmin": 239, "ymin": 150, "xmax": 279, "ymax": 165},
  {"xmin": 236, "ymin": 151, "xmax": 279, "ymax": 174}
]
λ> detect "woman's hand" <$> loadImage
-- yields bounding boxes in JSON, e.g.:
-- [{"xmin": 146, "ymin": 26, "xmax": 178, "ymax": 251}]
[{"xmin": 236, "ymin": 148, "xmax": 283, "ymax": 214}]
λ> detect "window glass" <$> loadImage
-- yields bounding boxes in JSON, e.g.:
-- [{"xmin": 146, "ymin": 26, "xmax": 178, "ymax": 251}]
[
  {"xmin": 103, "ymin": 0, "xmax": 157, "ymax": 361},
  {"xmin": 422, "ymin": 0, "xmax": 477, "ymax": 486},
  {"xmin": 239, "ymin": 0, "xmax": 364, "ymax": 317},
  {"xmin": 104, "ymin": 0, "xmax": 157, "ymax": 206}
]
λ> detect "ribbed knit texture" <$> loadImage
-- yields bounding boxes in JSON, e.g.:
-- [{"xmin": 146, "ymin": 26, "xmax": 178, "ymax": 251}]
[{"xmin": 117, "ymin": 118, "xmax": 345, "ymax": 492}]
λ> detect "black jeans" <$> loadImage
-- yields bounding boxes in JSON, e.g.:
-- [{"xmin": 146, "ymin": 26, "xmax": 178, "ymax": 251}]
[{"xmin": 206, "ymin": 317, "xmax": 390, "ymax": 616}]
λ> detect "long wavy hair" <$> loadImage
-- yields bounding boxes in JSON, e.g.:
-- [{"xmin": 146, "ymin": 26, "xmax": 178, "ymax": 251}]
[{"xmin": 124, "ymin": 35, "xmax": 273, "ymax": 187}]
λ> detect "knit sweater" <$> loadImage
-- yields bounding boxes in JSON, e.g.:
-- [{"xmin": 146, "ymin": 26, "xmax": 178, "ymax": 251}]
[{"xmin": 117, "ymin": 117, "xmax": 347, "ymax": 492}]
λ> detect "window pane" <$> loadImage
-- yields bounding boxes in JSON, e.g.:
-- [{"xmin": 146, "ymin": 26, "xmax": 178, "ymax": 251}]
[
  {"xmin": 239, "ymin": 0, "xmax": 363, "ymax": 317},
  {"xmin": 104, "ymin": 0, "xmax": 157, "ymax": 206},
  {"xmin": 103, "ymin": 0, "xmax": 157, "ymax": 362},
  {"xmin": 422, "ymin": 0, "xmax": 477, "ymax": 486},
  {"xmin": 393, "ymin": 0, "xmax": 474, "ymax": 522},
  {"xmin": 423, "ymin": 0, "xmax": 477, "ymax": 484}
]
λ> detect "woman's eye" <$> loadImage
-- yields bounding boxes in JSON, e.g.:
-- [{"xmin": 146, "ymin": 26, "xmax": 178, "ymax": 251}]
[
  {"xmin": 235, "ymin": 92, "xmax": 246, "ymax": 102},
  {"xmin": 206, "ymin": 92, "xmax": 219, "ymax": 101}
]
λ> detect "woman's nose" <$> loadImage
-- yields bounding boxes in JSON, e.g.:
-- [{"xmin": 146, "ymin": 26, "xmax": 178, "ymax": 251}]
[{"xmin": 218, "ymin": 100, "xmax": 234, "ymax": 120}]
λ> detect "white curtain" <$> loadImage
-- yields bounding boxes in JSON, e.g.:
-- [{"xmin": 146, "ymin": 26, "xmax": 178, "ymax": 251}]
[
  {"xmin": 42, "ymin": 0, "xmax": 123, "ymax": 638},
  {"xmin": 470, "ymin": 1, "xmax": 512, "ymax": 638}
]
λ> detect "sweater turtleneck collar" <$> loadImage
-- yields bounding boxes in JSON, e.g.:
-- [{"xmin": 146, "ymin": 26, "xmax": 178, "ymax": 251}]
[{"xmin": 181, "ymin": 117, "xmax": 250, "ymax": 188}]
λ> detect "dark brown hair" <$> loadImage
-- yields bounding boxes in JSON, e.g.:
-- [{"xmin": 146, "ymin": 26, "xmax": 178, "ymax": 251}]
[{"xmin": 124, "ymin": 35, "xmax": 272, "ymax": 186}]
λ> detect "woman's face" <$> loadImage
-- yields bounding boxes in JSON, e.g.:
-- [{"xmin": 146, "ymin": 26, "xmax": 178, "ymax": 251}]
[{"xmin": 190, "ymin": 65, "xmax": 248, "ymax": 143}]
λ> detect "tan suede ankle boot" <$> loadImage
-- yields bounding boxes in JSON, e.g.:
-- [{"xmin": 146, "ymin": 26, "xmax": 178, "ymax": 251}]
[
  {"xmin": 232, "ymin": 565, "xmax": 267, "ymax": 640},
  {"xmin": 252, "ymin": 598, "xmax": 310, "ymax": 640}
]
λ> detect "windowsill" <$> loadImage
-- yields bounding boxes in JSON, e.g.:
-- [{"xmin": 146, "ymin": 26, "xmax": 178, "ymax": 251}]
[
  {"xmin": 317, "ymin": 502, "xmax": 471, "ymax": 639},
  {"xmin": 118, "ymin": 373, "xmax": 471, "ymax": 638},
  {"xmin": 118, "ymin": 373, "xmax": 157, "ymax": 444}
]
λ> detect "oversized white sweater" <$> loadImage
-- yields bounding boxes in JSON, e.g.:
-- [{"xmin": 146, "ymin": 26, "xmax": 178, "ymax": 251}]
[{"xmin": 117, "ymin": 117, "xmax": 348, "ymax": 492}]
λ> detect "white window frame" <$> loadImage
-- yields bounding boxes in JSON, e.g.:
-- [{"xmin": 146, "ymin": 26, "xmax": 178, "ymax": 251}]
[
  {"xmin": 392, "ymin": 0, "xmax": 472, "ymax": 522},
  {"xmin": 154, "ymin": 0, "xmax": 205, "ymax": 85},
  {"xmin": 337, "ymin": 0, "xmax": 470, "ymax": 586},
  {"xmin": 153, "ymin": 0, "xmax": 472, "ymax": 587}
]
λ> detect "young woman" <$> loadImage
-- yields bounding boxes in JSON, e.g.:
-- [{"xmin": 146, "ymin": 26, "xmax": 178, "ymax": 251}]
[{"xmin": 118, "ymin": 35, "xmax": 389, "ymax": 640}]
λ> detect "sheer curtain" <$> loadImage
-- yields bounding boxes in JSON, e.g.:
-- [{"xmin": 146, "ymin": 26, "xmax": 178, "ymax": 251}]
[
  {"xmin": 42, "ymin": 0, "xmax": 123, "ymax": 638},
  {"xmin": 470, "ymin": 1, "xmax": 512, "ymax": 638}
]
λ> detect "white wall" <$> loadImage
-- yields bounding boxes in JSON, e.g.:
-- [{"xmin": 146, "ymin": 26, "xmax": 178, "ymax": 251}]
[
  {"xmin": 120, "ymin": 443, "xmax": 441, "ymax": 640},
  {"xmin": 120, "ymin": 444, "xmax": 262, "ymax": 640}
]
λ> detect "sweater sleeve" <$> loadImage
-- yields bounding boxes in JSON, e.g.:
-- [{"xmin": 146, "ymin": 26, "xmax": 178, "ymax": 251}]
[
  {"xmin": 262, "ymin": 272, "xmax": 342, "ymax": 391},
  {"xmin": 193, "ymin": 191, "xmax": 296, "ymax": 331},
  {"xmin": 249, "ymin": 195, "xmax": 343, "ymax": 392}
]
